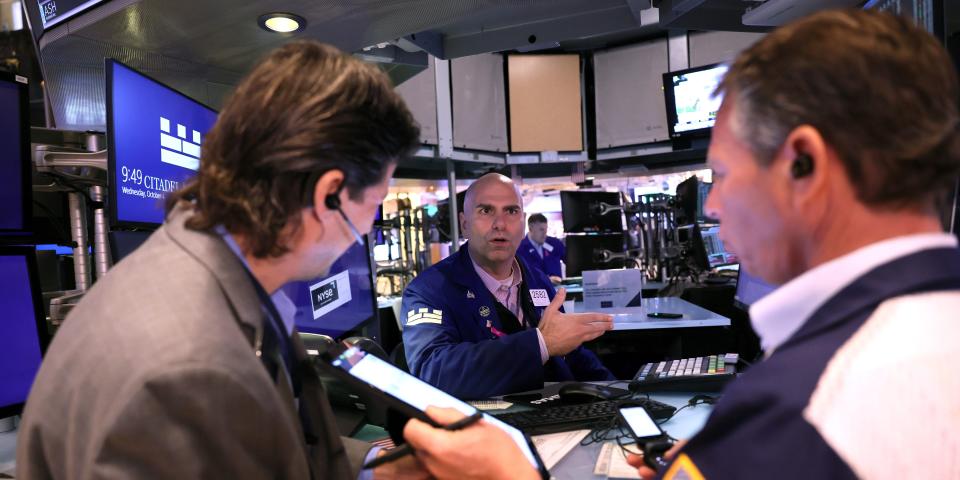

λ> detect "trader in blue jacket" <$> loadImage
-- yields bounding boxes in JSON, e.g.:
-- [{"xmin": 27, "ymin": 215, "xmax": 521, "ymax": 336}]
[
  {"xmin": 402, "ymin": 173, "xmax": 614, "ymax": 399},
  {"xmin": 517, "ymin": 213, "xmax": 566, "ymax": 283}
]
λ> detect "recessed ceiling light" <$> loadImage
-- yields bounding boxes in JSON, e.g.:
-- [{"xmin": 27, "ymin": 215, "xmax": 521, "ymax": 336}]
[{"xmin": 258, "ymin": 13, "xmax": 306, "ymax": 33}]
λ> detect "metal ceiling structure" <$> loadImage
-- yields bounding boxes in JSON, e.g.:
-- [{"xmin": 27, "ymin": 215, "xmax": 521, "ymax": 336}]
[{"xmin": 29, "ymin": 0, "xmax": 664, "ymax": 131}]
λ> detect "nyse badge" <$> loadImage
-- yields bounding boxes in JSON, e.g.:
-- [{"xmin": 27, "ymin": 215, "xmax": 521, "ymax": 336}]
[
  {"xmin": 479, "ymin": 305, "xmax": 491, "ymax": 317},
  {"xmin": 467, "ymin": 290, "xmax": 475, "ymax": 299}
]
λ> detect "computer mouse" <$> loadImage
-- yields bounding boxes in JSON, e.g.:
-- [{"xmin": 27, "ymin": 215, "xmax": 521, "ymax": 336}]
[{"xmin": 558, "ymin": 382, "xmax": 622, "ymax": 404}]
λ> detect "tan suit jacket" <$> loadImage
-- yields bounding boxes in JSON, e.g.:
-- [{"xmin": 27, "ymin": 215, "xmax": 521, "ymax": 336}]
[{"xmin": 17, "ymin": 206, "xmax": 371, "ymax": 479}]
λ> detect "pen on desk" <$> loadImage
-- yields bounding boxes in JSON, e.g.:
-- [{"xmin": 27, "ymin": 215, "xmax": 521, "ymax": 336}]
[{"xmin": 362, "ymin": 411, "xmax": 484, "ymax": 470}]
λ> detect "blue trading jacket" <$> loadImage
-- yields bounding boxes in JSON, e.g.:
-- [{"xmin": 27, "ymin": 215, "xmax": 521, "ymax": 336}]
[
  {"xmin": 657, "ymin": 247, "xmax": 960, "ymax": 479},
  {"xmin": 401, "ymin": 243, "xmax": 613, "ymax": 400},
  {"xmin": 517, "ymin": 236, "xmax": 565, "ymax": 278}
]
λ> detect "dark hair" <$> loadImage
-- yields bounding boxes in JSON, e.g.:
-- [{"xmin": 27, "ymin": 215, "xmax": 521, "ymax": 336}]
[
  {"xmin": 717, "ymin": 8, "xmax": 960, "ymax": 209},
  {"xmin": 527, "ymin": 213, "xmax": 548, "ymax": 226},
  {"xmin": 166, "ymin": 40, "xmax": 420, "ymax": 257}
]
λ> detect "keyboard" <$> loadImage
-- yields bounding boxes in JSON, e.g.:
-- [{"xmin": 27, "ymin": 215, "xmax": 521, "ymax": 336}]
[
  {"xmin": 493, "ymin": 398, "xmax": 676, "ymax": 435},
  {"xmin": 631, "ymin": 354, "xmax": 738, "ymax": 393}
]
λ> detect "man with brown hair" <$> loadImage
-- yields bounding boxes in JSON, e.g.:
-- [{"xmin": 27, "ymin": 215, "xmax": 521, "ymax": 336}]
[
  {"xmin": 18, "ymin": 40, "xmax": 434, "ymax": 479},
  {"xmin": 623, "ymin": 8, "xmax": 960, "ymax": 479}
]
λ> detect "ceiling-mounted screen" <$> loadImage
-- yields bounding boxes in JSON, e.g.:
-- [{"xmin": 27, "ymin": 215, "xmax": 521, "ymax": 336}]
[
  {"xmin": 662, "ymin": 62, "xmax": 728, "ymax": 140},
  {"xmin": 36, "ymin": 0, "xmax": 107, "ymax": 28}
]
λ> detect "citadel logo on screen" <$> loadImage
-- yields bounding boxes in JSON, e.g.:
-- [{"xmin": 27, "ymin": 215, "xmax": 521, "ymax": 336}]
[{"xmin": 159, "ymin": 116, "xmax": 202, "ymax": 171}]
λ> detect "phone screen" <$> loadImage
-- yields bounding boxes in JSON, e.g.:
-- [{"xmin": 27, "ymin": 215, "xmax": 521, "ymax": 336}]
[
  {"xmin": 620, "ymin": 406, "xmax": 663, "ymax": 439},
  {"xmin": 330, "ymin": 346, "xmax": 542, "ymax": 470}
]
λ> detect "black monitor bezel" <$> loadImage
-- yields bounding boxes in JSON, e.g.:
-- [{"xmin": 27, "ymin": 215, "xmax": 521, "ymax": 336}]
[
  {"xmin": 0, "ymin": 245, "xmax": 52, "ymax": 418},
  {"xmin": 105, "ymin": 58, "xmax": 217, "ymax": 230},
  {"xmin": 0, "ymin": 71, "xmax": 33, "ymax": 238},
  {"xmin": 662, "ymin": 62, "xmax": 726, "ymax": 141}
]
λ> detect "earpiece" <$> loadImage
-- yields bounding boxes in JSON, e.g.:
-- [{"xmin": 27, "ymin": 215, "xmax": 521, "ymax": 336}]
[
  {"xmin": 790, "ymin": 153, "xmax": 814, "ymax": 179},
  {"xmin": 324, "ymin": 193, "xmax": 341, "ymax": 210}
]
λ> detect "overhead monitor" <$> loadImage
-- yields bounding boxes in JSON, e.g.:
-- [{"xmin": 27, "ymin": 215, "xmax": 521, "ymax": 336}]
[
  {"xmin": 0, "ymin": 246, "xmax": 51, "ymax": 419},
  {"xmin": 106, "ymin": 59, "xmax": 218, "ymax": 229},
  {"xmin": 565, "ymin": 233, "xmax": 627, "ymax": 277},
  {"xmin": 733, "ymin": 268, "xmax": 777, "ymax": 311},
  {"xmin": 278, "ymin": 239, "xmax": 378, "ymax": 340},
  {"xmin": 35, "ymin": 0, "xmax": 107, "ymax": 29},
  {"xmin": 663, "ymin": 62, "xmax": 728, "ymax": 140},
  {"xmin": 560, "ymin": 191, "xmax": 623, "ymax": 234},
  {"xmin": 0, "ymin": 71, "xmax": 31, "ymax": 237}
]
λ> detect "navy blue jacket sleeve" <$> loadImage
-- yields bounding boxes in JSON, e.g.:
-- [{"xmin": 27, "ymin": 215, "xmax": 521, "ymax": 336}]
[{"xmin": 401, "ymin": 280, "xmax": 545, "ymax": 400}]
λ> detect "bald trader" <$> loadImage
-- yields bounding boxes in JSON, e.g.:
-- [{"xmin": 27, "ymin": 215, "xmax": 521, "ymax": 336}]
[{"xmin": 401, "ymin": 173, "xmax": 614, "ymax": 399}]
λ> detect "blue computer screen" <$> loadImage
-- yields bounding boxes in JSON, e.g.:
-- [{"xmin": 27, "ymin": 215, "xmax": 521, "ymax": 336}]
[
  {"xmin": 0, "ymin": 77, "xmax": 26, "ymax": 233},
  {"xmin": 108, "ymin": 60, "xmax": 218, "ymax": 227},
  {"xmin": 735, "ymin": 268, "xmax": 777, "ymax": 309},
  {"xmin": 279, "ymin": 241, "xmax": 376, "ymax": 339},
  {"xmin": 0, "ymin": 254, "xmax": 44, "ymax": 413}
]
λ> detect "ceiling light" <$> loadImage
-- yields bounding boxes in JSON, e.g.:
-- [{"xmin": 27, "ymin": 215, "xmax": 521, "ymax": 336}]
[{"xmin": 258, "ymin": 13, "xmax": 306, "ymax": 33}]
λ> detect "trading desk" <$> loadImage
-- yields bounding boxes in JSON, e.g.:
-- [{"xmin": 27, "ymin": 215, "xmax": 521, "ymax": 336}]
[
  {"xmin": 573, "ymin": 297, "xmax": 731, "ymax": 331},
  {"xmin": 550, "ymin": 389, "xmax": 714, "ymax": 479}
]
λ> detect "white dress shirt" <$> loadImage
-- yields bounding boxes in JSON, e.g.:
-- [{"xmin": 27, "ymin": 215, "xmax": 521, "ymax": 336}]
[{"xmin": 750, "ymin": 232, "xmax": 958, "ymax": 356}]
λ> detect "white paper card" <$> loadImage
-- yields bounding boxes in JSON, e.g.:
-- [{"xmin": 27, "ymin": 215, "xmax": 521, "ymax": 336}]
[
  {"xmin": 532, "ymin": 429, "xmax": 590, "ymax": 469},
  {"xmin": 582, "ymin": 269, "xmax": 646, "ymax": 313}
]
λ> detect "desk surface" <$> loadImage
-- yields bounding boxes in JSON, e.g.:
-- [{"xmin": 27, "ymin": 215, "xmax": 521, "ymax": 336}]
[
  {"xmin": 0, "ymin": 390, "xmax": 713, "ymax": 480},
  {"xmin": 573, "ymin": 297, "xmax": 730, "ymax": 330},
  {"xmin": 551, "ymin": 390, "xmax": 713, "ymax": 479}
]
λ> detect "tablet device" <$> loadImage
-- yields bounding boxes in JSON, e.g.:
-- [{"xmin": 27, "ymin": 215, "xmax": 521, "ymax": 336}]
[{"xmin": 318, "ymin": 345, "xmax": 550, "ymax": 479}]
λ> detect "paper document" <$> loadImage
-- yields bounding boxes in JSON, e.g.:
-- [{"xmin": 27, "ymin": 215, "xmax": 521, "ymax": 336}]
[
  {"xmin": 531, "ymin": 429, "xmax": 590, "ymax": 469},
  {"xmin": 468, "ymin": 399, "xmax": 513, "ymax": 411},
  {"xmin": 593, "ymin": 441, "xmax": 642, "ymax": 479}
]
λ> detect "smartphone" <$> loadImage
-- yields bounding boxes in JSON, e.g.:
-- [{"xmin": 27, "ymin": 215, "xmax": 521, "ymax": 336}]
[
  {"xmin": 318, "ymin": 345, "xmax": 550, "ymax": 479},
  {"xmin": 618, "ymin": 405, "xmax": 665, "ymax": 442},
  {"xmin": 647, "ymin": 312, "xmax": 683, "ymax": 319}
]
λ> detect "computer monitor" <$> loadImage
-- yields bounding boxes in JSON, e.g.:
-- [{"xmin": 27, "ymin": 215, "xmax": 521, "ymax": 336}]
[
  {"xmin": 864, "ymin": 0, "xmax": 943, "ymax": 38},
  {"xmin": 278, "ymin": 239, "xmax": 378, "ymax": 340},
  {"xmin": 674, "ymin": 176, "xmax": 716, "ymax": 225},
  {"xmin": 560, "ymin": 191, "xmax": 624, "ymax": 233},
  {"xmin": 700, "ymin": 225, "xmax": 738, "ymax": 268},
  {"xmin": 733, "ymin": 268, "xmax": 777, "ymax": 311},
  {"xmin": 0, "ymin": 71, "xmax": 32, "ymax": 237},
  {"xmin": 0, "ymin": 246, "xmax": 51, "ymax": 419},
  {"xmin": 565, "ymin": 233, "xmax": 627, "ymax": 277},
  {"xmin": 106, "ymin": 59, "xmax": 218, "ymax": 229},
  {"xmin": 108, "ymin": 230, "xmax": 152, "ymax": 263},
  {"xmin": 677, "ymin": 224, "xmax": 710, "ymax": 273},
  {"xmin": 662, "ymin": 62, "xmax": 728, "ymax": 140}
]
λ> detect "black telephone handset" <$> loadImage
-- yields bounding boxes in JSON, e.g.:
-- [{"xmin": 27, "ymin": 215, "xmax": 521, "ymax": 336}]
[{"xmin": 642, "ymin": 438, "xmax": 674, "ymax": 471}]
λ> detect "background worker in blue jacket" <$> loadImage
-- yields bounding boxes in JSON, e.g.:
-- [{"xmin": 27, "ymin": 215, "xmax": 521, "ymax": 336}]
[
  {"xmin": 517, "ymin": 213, "xmax": 566, "ymax": 284},
  {"xmin": 401, "ymin": 173, "xmax": 614, "ymax": 399}
]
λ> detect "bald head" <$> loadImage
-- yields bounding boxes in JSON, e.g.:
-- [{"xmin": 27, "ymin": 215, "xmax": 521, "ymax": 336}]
[
  {"xmin": 462, "ymin": 173, "xmax": 523, "ymax": 219},
  {"xmin": 459, "ymin": 173, "xmax": 525, "ymax": 277}
]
